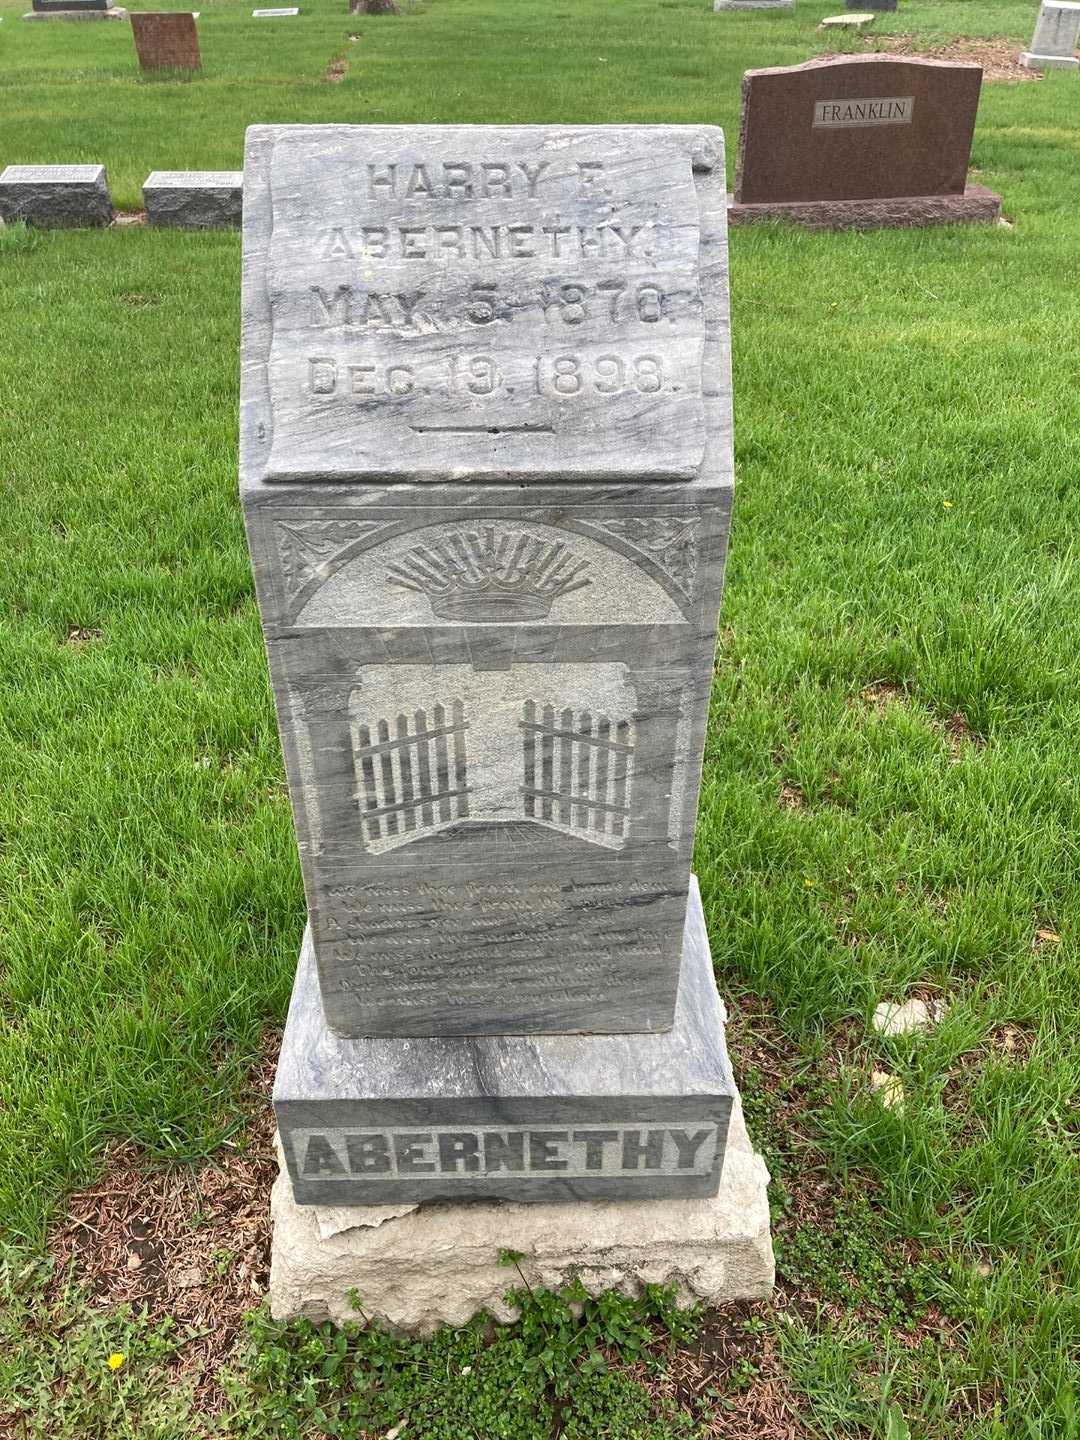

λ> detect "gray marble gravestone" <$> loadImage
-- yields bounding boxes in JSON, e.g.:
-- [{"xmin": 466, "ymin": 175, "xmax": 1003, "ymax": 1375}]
[
  {"xmin": 1022, "ymin": 0, "xmax": 1080, "ymax": 68},
  {"xmin": 241, "ymin": 125, "xmax": 759, "ymax": 1234}
]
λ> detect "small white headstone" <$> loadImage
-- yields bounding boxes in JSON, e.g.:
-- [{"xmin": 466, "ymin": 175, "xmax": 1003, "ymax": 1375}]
[
  {"xmin": 1022, "ymin": 0, "xmax": 1080, "ymax": 68},
  {"xmin": 252, "ymin": 6, "xmax": 299, "ymax": 12}
]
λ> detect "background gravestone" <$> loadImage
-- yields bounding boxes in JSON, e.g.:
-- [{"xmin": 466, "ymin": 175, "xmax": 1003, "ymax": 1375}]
[
  {"xmin": 143, "ymin": 170, "xmax": 242, "ymax": 227},
  {"xmin": 0, "ymin": 164, "xmax": 113, "ymax": 226},
  {"xmin": 239, "ymin": 124, "xmax": 767, "ymax": 1256},
  {"xmin": 24, "ymin": 0, "xmax": 126, "ymax": 19},
  {"xmin": 131, "ymin": 11, "xmax": 201, "ymax": 70},
  {"xmin": 730, "ymin": 54, "xmax": 1002, "ymax": 229},
  {"xmin": 714, "ymin": 0, "xmax": 793, "ymax": 12},
  {"xmin": 1022, "ymin": 0, "xmax": 1080, "ymax": 68}
]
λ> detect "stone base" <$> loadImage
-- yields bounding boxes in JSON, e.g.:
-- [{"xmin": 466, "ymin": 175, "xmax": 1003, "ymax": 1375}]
[
  {"xmin": 268, "ymin": 1100, "xmax": 773, "ymax": 1332},
  {"xmin": 1021, "ymin": 50, "xmax": 1079, "ymax": 68},
  {"xmin": 728, "ymin": 184, "xmax": 1002, "ymax": 231},
  {"xmin": 714, "ymin": 0, "xmax": 792, "ymax": 10},
  {"xmin": 275, "ymin": 877, "xmax": 738, "ymax": 1205},
  {"xmin": 23, "ymin": 7, "xmax": 127, "ymax": 16}
]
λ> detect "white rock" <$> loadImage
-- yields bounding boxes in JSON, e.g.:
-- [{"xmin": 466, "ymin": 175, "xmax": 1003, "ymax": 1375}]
[
  {"xmin": 820, "ymin": 11, "xmax": 875, "ymax": 24},
  {"xmin": 870, "ymin": 1070, "xmax": 904, "ymax": 1109},
  {"xmin": 268, "ymin": 1103, "xmax": 773, "ymax": 1334},
  {"xmin": 872, "ymin": 998, "xmax": 937, "ymax": 1037}
]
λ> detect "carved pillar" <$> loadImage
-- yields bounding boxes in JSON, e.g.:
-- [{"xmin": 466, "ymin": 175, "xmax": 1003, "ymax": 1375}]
[{"xmin": 627, "ymin": 670, "xmax": 684, "ymax": 853}]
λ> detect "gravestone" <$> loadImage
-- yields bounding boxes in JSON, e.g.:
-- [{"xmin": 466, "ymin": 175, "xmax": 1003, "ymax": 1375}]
[
  {"xmin": 240, "ymin": 123, "xmax": 771, "ymax": 1323},
  {"xmin": 143, "ymin": 171, "xmax": 242, "ymax": 227},
  {"xmin": 730, "ymin": 54, "xmax": 1002, "ymax": 229},
  {"xmin": 0, "ymin": 165, "xmax": 112, "ymax": 227},
  {"xmin": 847, "ymin": 0, "xmax": 896, "ymax": 11},
  {"xmin": 24, "ymin": 0, "xmax": 126, "ymax": 18},
  {"xmin": 131, "ymin": 11, "xmax": 201, "ymax": 70},
  {"xmin": 714, "ymin": 0, "xmax": 792, "ymax": 12},
  {"xmin": 1022, "ymin": 0, "xmax": 1080, "ymax": 68},
  {"xmin": 252, "ymin": 7, "xmax": 298, "ymax": 14}
]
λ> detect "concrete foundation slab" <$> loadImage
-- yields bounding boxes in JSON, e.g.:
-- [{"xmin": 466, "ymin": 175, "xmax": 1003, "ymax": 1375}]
[{"xmin": 269, "ymin": 1099, "xmax": 773, "ymax": 1333}]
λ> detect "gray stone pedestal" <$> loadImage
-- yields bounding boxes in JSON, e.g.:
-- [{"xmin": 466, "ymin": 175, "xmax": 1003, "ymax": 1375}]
[
  {"xmin": 275, "ymin": 878, "xmax": 739, "ymax": 1207},
  {"xmin": 269, "ymin": 1100, "xmax": 772, "ymax": 1332}
]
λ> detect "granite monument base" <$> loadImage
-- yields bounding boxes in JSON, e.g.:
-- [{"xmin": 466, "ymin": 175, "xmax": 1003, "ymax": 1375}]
[
  {"xmin": 1021, "ymin": 49, "xmax": 1079, "ymax": 67},
  {"xmin": 269, "ymin": 1100, "xmax": 772, "ymax": 1333},
  {"xmin": 728, "ymin": 183, "xmax": 1002, "ymax": 230},
  {"xmin": 275, "ymin": 877, "xmax": 738, "ymax": 1206}
]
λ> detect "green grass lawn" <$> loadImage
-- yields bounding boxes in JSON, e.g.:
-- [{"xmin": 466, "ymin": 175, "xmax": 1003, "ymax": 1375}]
[{"xmin": 2, "ymin": 0, "xmax": 1080, "ymax": 1434}]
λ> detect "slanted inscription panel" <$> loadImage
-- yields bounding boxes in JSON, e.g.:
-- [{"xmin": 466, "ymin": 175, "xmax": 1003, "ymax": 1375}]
[{"xmin": 250, "ymin": 126, "xmax": 708, "ymax": 481}]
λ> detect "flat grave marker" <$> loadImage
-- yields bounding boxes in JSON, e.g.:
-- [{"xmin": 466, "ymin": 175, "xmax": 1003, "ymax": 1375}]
[
  {"xmin": 143, "ymin": 170, "xmax": 242, "ymax": 227},
  {"xmin": 0, "ymin": 164, "xmax": 113, "ymax": 227}
]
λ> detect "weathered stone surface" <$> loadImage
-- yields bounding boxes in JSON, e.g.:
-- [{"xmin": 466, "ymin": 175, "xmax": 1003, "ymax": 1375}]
[
  {"xmin": 143, "ymin": 170, "xmax": 242, "ymax": 228},
  {"xmin": 728, "ymin": 184, "xmax": 1001, "ymax": 230},
  {"xmin": 847, "ymin": 0, "xmax": 894, "ymax": 10},
  {"xmin": 244, "ymin": 125, "xmax": 719, "ymax": 484},
  {"xmin": 821, "ymin": 9, "xmax": 874, "ymax": 22},
  {"xmin": 350, "ymin": 0, "xmax": 398, "ymax": 13},
  {"xmin": 0, "ymin": 165, "xmax": 112, "ymax": 227},
  {"xmin": 131, "ymin": 11, "xmax": 201, "ymax": 70},
  {"xmin": 269, "ymin": 1096, "xmax": 772, "ymax": 1331},
  {"xmin": 735, "ymin": 55, "xmax": 985, "ymax": 206},
  {"xmin": 275, "ymin": 876, "xmax": 738, "ymax": 1203},
  {"xmin": 1022, "ymin": 0, "xmax": 1080, "ymax": 67},
  {"xmin": 252, "ymin": 6, "xmax": 298, "ymax": 13},
  {"xmin": 241, "ymin": 124, "xmax": 733, "ymax": 1039}
]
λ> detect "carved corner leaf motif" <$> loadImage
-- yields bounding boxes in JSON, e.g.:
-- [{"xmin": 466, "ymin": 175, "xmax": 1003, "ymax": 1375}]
[
  {"xmin": 275, "ymin": 520, "xmax": 392, "ymax": 606},
  {"xmin": 592, "ymin": 517, "xmax": 700, "ymax": 602}
]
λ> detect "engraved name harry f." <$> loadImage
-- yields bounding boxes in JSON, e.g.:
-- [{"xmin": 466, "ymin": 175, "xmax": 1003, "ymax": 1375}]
[{"xmin": 296, "ymin": 1124, "xmax": 721, "ymax": 1179}]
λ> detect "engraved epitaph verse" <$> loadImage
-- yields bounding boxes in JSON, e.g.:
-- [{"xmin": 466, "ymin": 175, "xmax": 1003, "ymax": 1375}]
[{"xmin": 262, "ymin": 130, "xmax": 707, "ymax": 481}]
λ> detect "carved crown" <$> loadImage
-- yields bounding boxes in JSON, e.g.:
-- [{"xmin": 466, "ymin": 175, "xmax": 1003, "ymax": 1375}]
[{"xmin": 385, "ymin": 525, "xmax": 592, "ymax": 622}]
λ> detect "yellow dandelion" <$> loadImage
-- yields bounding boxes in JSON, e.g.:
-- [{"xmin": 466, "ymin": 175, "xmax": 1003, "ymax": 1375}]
[
  {"xmin": 107, "ymin": 1353, "xmax": 125, "ymax": 1371},
  {"xmin": 804, "ymin": 877, "xmax": 815, "ymax": 888},
  {"xmin": 942, "ymin": 500, "xmax": 954, "ymax": 509}
]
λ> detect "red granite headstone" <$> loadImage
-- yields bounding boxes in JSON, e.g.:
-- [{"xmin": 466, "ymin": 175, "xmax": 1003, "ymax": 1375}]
[
  {"xmin": 131, "ymin": 10, "xmax": 201, "ymax": 70},
  {"xmin": 730, "ymin": 54, "xmax": 1001, "ymax": 229}
]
